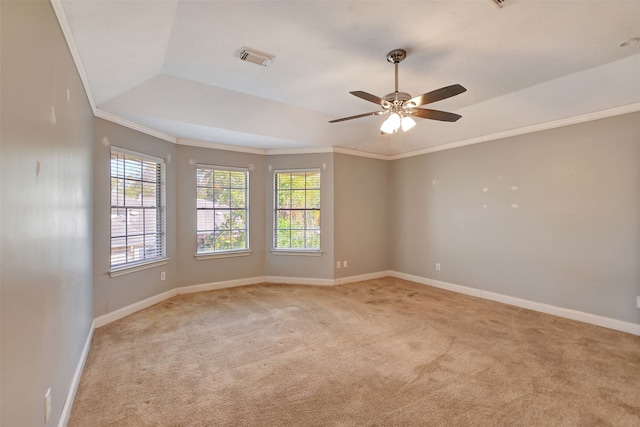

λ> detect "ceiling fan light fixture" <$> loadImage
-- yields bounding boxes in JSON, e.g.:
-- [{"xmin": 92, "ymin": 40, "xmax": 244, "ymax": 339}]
[
  {"xmin": 380, "ymin": 113, "xmax": 401, "ymax": 134},
  {"xmin": 401, "ymin": 116, "xmax": 416, "ymax": 132}
]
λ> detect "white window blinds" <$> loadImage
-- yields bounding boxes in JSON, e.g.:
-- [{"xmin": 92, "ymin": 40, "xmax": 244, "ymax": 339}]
[{"xmin": 110, "ymin": 148, "xmax": 165, "ymax": 268}]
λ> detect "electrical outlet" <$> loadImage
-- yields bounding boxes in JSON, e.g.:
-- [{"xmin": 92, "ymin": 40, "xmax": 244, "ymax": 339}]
[
  {"xmin": 336, "ymin": 261, "xmax": 341, "ymax": 269},
  {"xmin": 44, "ymin": 388, "xmax": 51, "ymax": 424},
  {"xmin": 343, "ymin": 260, "xmax": 348, "ymax": 268},
  {"xmin": 161, "ymin": 271, "xmax": 166, "ymax": 281},
  {"xmin": 435, "ymin": 263, "xmax": 441, "ymax": 271}
]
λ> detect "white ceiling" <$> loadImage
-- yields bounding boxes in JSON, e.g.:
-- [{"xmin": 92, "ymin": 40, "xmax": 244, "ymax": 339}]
[{"xmin": 56, "ymin": 0, "xmax": 640, "ymax": 156}]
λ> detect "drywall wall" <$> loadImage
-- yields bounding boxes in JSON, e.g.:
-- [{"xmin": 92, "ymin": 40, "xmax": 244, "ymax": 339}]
[
  {"xmin": 93, "ymin": 118, "xmax": 177, "ymax": 317},
  {"xmin": 176, "ymin": 145, "xmax": 266, "ymax": 286},
  {"xmin": 390, "ymin": 112, "xmax": 640, "ymax": 324},
  {"xmin": 334, "ymin": 154, "xmax": 389, "ymax": 278},
  {"xmin": 265, "ymin": 153, "xmax": 335, "ymax": 280},
  {"xmin": 0, "ymin": 1, "xmax": 94, "ymax": 425}
]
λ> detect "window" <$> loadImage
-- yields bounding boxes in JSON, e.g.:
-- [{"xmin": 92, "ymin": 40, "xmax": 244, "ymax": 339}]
[
  {"xmin": 196, "ymin": 166, "xmax": 248, "ymax": 254},
  {"xmin": 110, "ymin": 148, "xmax": 165, "ymax": 269},
  {"xmin": 274, "ymin": 170, "xmax": 320, "ymax": 250}
]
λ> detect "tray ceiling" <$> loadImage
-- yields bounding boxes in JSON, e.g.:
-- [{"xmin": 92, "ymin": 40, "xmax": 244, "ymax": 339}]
[{"xmin": 55, "ymin": 1, "xmax": 640, "ymax": 156}]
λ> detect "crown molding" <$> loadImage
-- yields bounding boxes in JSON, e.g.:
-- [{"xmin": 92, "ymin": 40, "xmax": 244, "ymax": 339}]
[
  {"xmin": 266, "ymin": 146, "xmax": 335, "ymax": 156},
  {"xmin": 102, "ymin": 103, "xmax": 640, "ymax": 161},
  {"xmin": 333, "ymin": 147, "xmax": 389, "ymax": 160},
  {"xmin": 177, "ymin": 138, "xmax": 267, "ymax": 155},
  {"xmin": 95, "ymin": 110, "xmax": 177, "ymax": 143},
  {"xmin": 389, "ymin": 103, "xmax": 640, "ymax": 161},
  {"xmin": 50, "ymin": 0, "xmax": 97, "ymax": 115},
  {"xmin": 177, "ymin": 140, "xmax": 389, "ymax": 159}
]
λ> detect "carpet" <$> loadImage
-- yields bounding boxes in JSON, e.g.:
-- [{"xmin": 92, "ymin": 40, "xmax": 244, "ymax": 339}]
[{"xmin": 69, "ymin": 277, "xmax": 640, "ymax": 426}]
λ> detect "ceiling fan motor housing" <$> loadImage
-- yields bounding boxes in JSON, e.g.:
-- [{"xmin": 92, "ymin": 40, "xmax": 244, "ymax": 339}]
[
  {"xmin": 384, "ymin": 92, "xmax": 411, "ymax": 103},
  {"xmin": 383, "ymin": 91, "xmax": 412, "ymax": 111}
]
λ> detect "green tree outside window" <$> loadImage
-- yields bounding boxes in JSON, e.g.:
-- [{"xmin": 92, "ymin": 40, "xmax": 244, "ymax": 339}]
[
  {"xmin": 274, "ymin": 170, "xmax": 320, "ymax": 250},
  {"xmin": 196, "ymin": 167, "xmax": 249, "ymax": 253}
]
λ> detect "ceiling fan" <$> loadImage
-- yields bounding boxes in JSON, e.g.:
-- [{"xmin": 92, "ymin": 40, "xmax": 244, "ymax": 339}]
[{"xmin": 329, "ymin": 49, "xmax": 466, "ymax": 134}]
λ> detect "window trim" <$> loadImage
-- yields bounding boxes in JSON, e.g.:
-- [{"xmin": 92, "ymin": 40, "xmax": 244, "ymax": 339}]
[
  {"xmin": 273, "ymin": 168, "xmax": 321, "ymax": 252},
  {"xmin": 109, "ymin": 146, "xmax": 166, "ymax": 273},
  {"xmin": 109, "ymin": 258, "xmax": 169, "ymax": 277},
  {"xmin": 270, "ymin": 249, "xmax": 323, "ymax": 256},
  {"xmin": 194, "ymin": 250, "xmax": 252, "ymax": 261},
  {"xmin": 195, "ymin": 164, "xmax": 250, "ymax": 256}
]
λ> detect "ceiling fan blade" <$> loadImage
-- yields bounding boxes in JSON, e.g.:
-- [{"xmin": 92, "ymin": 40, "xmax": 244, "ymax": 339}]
[
  {"xmin": 350, "ymin": 91, "xmax": 386, "ymax": 106},
  {"xmin": 408, "ymin": 108, "xmax": 462, "ymax": 122},
  {"xmin": 328, "ymin": 111, "xmax": 386, "ymax": 123},
  {"xmin": 407, "ymin": 84, "xmax": 467, "ymax": 107}
]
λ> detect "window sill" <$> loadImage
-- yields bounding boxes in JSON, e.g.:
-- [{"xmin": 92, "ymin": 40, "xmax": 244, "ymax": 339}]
[
  {"xmin": 109, "ymin": 258, "xmax": 169, "ymax": 278},
  {"xmin": 270, "ymin": 249, "xmax": 323, "ymax": 257},
  {"xmin": 195, "ymin": 250, "xmax": 252, "ymax": 260}
]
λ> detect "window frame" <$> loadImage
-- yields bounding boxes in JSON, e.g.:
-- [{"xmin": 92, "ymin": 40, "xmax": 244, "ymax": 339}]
[
  {"xmin": 195, "ymin": 164, "xmax": 250, "ymax": 258},
  {"xmin": 109, "ymin": 147, "xmax": 167, "ymax": 274},
  {"xmin": 273, "ymin": 168, "xmax": 321, "ymax": 253}
]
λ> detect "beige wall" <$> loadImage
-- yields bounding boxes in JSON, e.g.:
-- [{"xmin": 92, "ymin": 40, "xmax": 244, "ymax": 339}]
[
  {"xmin": 390, "ymin": 113, "xmax": 640, "ymax": 324},
  {"xmin": 93, "ymin": 112, "xmax": 640, "ymax": 325},
  {"xmin": 265, "ymin": 153, "xmax": 335, "ymax": 279},
  {"xmin": 334, "ymin": 154, "xmax": 389, "ymax": 278},
  {"xmin": 93, "ymin": 118, "xmax": 177, "ymax": 316},
  {"xmin": 176, "ymin": 145, "xmax": 266, "ymax": 286},
  {"xmin": 1, "ymin": 1, "xmax": 94, "ymax": 425}
]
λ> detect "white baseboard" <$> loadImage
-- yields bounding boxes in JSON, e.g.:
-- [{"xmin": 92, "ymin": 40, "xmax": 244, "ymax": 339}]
[
  {"xmin": 481, "ymin": 290, "xmax": 640, "ymax": 336},
  {"xmin": 93, "ymin": 275, "xmax": 338, "ymax": 329},
  {"xmin": 334, "ymin": 270, "xmax": 392, "ymax": 285},
  {"xmin": 92, "ymin": 271, "xmax": 639, "ymax": 336},
  {"xmin": 431, "ymin": 278, "xmax": 484, "ymax": 298},
  {"xmin": 389, "ymin": 271, "xmax": 640, "ymax": 336},
  {"xmin": 390, "ymin": 271, "xmax": 433, "ymax": 287},
  {"xmin": 94, "ymin": 272, "xmax": 393, "ymax": 329},
  {"xmin": 266, "ymin": 270, "xmax": 391, "ymax": 287},
  {"xmin": 266, "ymin": 275, "xmax": 334, "ymax": 286},
  {"xmin": 57, "ymin": 320, "xmax": 95, "ymax": 427},
  {"xmin": 94, "ymin": 289, "xmax": 177, "ymax": 328},
  {"xmin": 178, "ymin": 276, "xmax": 266, "ymax": 295}
]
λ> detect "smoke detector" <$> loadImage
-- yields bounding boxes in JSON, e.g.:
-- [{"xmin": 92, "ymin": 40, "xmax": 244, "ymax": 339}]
[{"xmin": 235, "ymin": 47, "xmax": 274, "ymax": 67}]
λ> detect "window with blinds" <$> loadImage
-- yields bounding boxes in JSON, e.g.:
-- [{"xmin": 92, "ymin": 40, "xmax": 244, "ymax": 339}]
[
  {"xmin": 110, "ymin": 148, "xmax": 165, "ymax": 268},
  {"xmin": 274, "ymin": 170, "xmax": 320, "ymax": 250},
  {"xmin": 196, "ymin": 166, "xmax": 249, "ymax": 253}
]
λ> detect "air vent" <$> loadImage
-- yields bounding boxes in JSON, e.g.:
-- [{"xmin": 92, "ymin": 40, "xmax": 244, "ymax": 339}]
[
  {"xmin": 235, "ymin": 47, "xmax": 274, "ymax": 67},
  {"xmin": 491, "ymin": 0, "xmax": 518, "ymax": 8}
]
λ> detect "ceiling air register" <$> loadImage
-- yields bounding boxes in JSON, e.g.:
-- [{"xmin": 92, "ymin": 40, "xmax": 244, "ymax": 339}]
[{"xmin": 236, "ymin": 46, "xmax": 274, "ymax": 67}]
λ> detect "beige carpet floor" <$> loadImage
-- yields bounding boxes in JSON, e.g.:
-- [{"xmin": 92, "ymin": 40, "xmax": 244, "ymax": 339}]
[{"xmin": 69, "ymin": 277, "xmax": 640, "ymax": 426}]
